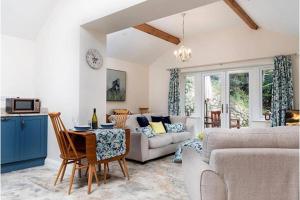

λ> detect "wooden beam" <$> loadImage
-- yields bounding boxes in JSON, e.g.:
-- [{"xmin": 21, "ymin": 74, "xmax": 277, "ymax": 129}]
[
  {"xmin": 224, "ymin": 0, "xmax": 259, "ymax": 30},
  {"xmin": 134, "ymin": 23, "xmax": 180, "ymax": 45}
]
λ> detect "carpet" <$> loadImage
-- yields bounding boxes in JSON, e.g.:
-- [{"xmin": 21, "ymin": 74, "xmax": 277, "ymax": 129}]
[{"xmin": 1, "ymin": 156, "xmax": 189, "ymax": 200}]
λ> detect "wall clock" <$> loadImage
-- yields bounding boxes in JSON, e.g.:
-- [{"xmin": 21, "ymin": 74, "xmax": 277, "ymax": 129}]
[{"xmin": 86, "ymin": 49, "xmax": 103, "ymax": 69}]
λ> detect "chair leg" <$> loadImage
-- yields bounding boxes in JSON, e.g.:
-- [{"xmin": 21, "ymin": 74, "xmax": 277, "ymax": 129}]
[
  {"xmin": 78, "ymin": 160, "xmax": 82, "ymax": 178},
  {"xmin": 118, "ymin": 159, "xmax": 126, "ymax": 177},
  {"xmin": 87, "ymin": 164, "xmax": 94, "ymax": 194},
  {"xmin": 85, "ymin": 165, "xmax": 89, "ymax": 177},
  {"xmin": 68, "ymin": 162, "xmax": 77, "ymax": 195},
  {"xmin": 54, "ymin": 160, "xmax": 65, "ymax": 186},
  {"xmin": 103, "ymin": 163, "xmax": 108, "ymax": 184},
  {"xmin": 93, "ymin": 165, "xmax": 100, "ymax": 186},
  {"xmin": 122, "ymin": 157, "xmax": 129, "ymax": 180},
  {"xmin": 60, "ymin": 160, "xmax": 67, "ymax": 182}
]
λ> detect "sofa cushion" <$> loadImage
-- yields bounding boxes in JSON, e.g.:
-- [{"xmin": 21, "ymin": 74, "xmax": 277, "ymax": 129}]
[
  {"xmin": 136, "ymin": 126, "xmax": 155, "ymax": 138},
  {"xmin": 149, "ymin": 122, "xmax": 166, "ymax": 134},
  {"xmin": 136, "ymin": 116, "xmax": 150, "ymax": 127},
  {"xmin": 165, "ymin": 123, "xmax": 185, "ymax": 133},
  {"xmin": 171, "ymin": 132, "xmax": 192, "ymax": 144},
  {"xmin": 202, "ymin": 127, "xmax": 300, "ymax": 160},
  {"xmin": 149, "ymin": 134, "xmax": 173, "ymax": 149}
]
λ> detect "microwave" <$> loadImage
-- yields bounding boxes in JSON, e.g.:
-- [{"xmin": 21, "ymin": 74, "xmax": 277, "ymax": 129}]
[{"xmin": 6, "ymin": 98, "xmax": 41, "ymax": 114}]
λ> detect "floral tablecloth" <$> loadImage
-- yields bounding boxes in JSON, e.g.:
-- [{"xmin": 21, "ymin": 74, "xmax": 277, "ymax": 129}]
[{"xmin": 93, "ymin": 129, "xmax": 126, "ymax": 161}]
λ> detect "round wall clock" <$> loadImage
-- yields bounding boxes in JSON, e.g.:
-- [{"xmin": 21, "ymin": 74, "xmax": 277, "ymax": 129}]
[{"xmin": 86, "ymin": 49, "xmax": 103, "ymax": 69}]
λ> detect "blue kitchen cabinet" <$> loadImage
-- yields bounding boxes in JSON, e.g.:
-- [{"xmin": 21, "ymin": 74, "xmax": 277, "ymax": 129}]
[
  {"xmin": 1, "ymin": 115, "xmax": 48, "ymax": 173},
  {"xmin": 1, "ymin": 117, "xmax": 19, "ymax": 164}
]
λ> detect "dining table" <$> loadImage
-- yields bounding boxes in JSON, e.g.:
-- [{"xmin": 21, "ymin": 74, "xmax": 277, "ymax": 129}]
[{"xmin": 67, "ymin": 128, "xmax": 130, "ymax": 194}]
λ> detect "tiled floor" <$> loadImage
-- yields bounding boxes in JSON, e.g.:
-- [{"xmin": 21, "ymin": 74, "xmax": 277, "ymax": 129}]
[{"xmin": 1, "ymin": 156, "xmax": 188, "ymax": 200}]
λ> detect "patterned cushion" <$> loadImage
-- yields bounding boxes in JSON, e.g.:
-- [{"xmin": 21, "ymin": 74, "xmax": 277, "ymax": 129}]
[
  {"xmin": 165, "ymin": 123, "xmax": 185, "ymax": 133},
  {"xmin": 136, "ymin": 125, "xmax": 155, "ymax": 138},
  {"xmin": 173, "ymin": 139, "xmax": 203, "ymax": 163},
  {"xmin": 108, "ymin": 115, "xmax": 128, "ymax": 128}
]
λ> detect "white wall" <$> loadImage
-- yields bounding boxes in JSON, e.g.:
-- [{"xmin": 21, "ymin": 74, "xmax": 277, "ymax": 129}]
[
  {"xmin": 1, "ymin": 35, "xmax": 37, "ymax": 102},
  {"xmin": 79, "ymin": 28, "xmax": 107, "ymax": 124},
  {"xmin": 149, "ymin": 27, "xmax": 299, "ymax": 115},
  {"xmin": 35, "ymin": 0, "xmax": 146, "ymax": 162},
  {"xmin": 106, "ymin": 57, "xmax": 149, "ymax": 114}
]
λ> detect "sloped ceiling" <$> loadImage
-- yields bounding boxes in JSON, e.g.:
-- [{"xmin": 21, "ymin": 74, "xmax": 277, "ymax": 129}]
[
  {"xmin": 1, "ymin": 0, "xmax": 59, "ymax": 40},
  {"xmin": 107, "ymin": 0, "xmax": 299, "ymax": 65}
]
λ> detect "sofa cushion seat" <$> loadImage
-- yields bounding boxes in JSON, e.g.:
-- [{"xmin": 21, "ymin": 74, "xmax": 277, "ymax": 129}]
[
  {"xmin": 149, "ymin": 134, "xmax": 173, "ymax": 149},
  {"xmin": 171, "ymin": 132, "xmax": 192, "ymax": 144}
]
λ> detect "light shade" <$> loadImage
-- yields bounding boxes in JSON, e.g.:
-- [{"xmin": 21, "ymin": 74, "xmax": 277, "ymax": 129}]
[{"xmin": 174, "ymin": 45, "xmax": 192, "ymax": 62}]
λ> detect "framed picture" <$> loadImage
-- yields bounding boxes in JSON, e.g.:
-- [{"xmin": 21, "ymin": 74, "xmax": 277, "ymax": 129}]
[{"xmin": 106, "ymin": 69, "xmax": 126, "ymax": 101}]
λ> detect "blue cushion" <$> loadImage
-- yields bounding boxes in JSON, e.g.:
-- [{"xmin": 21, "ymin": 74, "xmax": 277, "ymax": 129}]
[{"xmin": 136, "ymin": 116, "xmax": 150, "ymax": 127}]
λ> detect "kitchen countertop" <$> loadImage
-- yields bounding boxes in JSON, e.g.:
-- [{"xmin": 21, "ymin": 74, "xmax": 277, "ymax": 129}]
[{"xmin": 1, "ymin": 108, "xmax": 48, "ymax": 117}]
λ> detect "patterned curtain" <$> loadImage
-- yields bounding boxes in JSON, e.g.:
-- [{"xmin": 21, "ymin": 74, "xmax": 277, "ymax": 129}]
[
  {"xmin": 271, "ymin": 55, "xmax": 294, "ymax": 127},
  {"xmin": 168, "ymin": 68, "xmax": 180, "ymax": 116}
]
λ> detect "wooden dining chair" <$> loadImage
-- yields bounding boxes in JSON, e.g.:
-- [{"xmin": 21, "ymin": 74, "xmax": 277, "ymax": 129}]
[
  {"xmin": 49, "ymin": 112, "xmax": 98, "ymax": 194},
  {"xmin": 211, "ymin": 111, "xmax": 221, "ymax": 127}
]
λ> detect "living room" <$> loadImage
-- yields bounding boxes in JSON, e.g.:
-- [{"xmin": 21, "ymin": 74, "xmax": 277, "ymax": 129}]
[{"xmin": 1, "ymin": 0, "xmax": 299, "ymax": 200}]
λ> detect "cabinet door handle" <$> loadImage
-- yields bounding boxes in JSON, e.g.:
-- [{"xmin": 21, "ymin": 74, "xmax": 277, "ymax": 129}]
[{"xmin": 21, "ymin": 119, "xmax": 25, "ymax": 129}]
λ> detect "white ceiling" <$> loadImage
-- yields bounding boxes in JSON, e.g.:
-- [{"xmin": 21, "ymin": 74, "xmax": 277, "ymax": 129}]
[
  {"xmin": 1, "ymin": 0, "xmax": 59, "ymax": 40},
  {"xmin": 107, "ymin": 0, "xmax": 299, "ymax": 65},
  {"xmin": 237, "ymin": 0, "xmax": 299, "ymax": 36}
]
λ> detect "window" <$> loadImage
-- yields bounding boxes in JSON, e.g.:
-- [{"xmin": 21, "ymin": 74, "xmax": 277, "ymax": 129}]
[
  {"xmin": 261, "ymin": 69, "xmax": 273, "ymax": 115},
  {"xmin": 184, "ymin": 75, "xmax": 195, "ymax": 116}
]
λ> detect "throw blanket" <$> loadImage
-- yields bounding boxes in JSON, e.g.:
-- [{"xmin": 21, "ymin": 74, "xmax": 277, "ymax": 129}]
[
  {"xmin": 173, "ymin": 139, "xmax": 203, "ymax": 163},
  {"xmin": 93, "ymin": 129, "xmax": 126, "ymax": 161}
]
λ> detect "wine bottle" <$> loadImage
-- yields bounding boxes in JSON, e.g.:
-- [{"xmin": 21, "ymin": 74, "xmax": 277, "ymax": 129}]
[{"xmin": 92, "ymin": 108, "xmax": 98, "ymax": 129}]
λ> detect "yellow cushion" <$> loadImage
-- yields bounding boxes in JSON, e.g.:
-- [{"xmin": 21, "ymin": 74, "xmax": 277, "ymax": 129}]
[{"xmin": 149, "ymin": 122, "xmax": 166, "ymax": 134}]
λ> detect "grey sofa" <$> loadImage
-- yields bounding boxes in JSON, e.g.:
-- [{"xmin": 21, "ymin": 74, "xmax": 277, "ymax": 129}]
[
  {"xmin": 182, "ymin": 126, "xmax": 299, "ymax": 200},
  {"xmin": 125, "ymin": 114, "xmax": 194, "ymax": 162}
]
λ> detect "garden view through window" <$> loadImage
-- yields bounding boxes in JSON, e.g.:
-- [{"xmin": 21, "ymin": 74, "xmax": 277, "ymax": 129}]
[
  {"xmin": 262, "ymin": 69, "xmax": 273, "ymax": 115},
  {"xmin": 184, "ymin": 75, "xmax": 195, "ymax": 116},
  {"xmin": 183, "ymin": 67, "xmax": 274, "ymax": 127}
]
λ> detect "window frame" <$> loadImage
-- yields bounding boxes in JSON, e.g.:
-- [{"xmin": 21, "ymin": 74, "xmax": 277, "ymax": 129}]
[{"xmin": 259, "ymin": 66, "xmax": 274, "ymax": 120}]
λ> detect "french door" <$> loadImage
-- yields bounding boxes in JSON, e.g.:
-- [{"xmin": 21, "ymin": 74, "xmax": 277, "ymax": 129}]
[{"xmin": 201, "ymin": 70, "xmax": 250, "ymax": 129}]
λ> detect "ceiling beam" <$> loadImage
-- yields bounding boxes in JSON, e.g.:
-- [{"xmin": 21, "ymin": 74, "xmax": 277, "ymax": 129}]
[
  {"xmin": 134, "ymin": 23, "xmax": 180, "ymax": 45},
  {"xmin": 224, "ymin": 0, "xmax": 259, "ymax": 30}
]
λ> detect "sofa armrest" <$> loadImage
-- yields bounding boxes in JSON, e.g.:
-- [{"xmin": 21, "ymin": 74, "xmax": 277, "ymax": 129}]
[
  {"xmin": 182, "ymin": 148, "xmax": 226, "ymax": 200},
  {"xmin": 210, "ymin": 148, "xmax": 299, "ymax": 200},
  {"xmin": 126, "ymin": 132, "xmax": 149, "ymax": 162}
]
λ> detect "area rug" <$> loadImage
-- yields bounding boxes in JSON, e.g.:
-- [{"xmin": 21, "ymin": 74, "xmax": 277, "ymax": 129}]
[{"xmin": 1, "ymin": 156, "xmax": 188, "ymax": 200}]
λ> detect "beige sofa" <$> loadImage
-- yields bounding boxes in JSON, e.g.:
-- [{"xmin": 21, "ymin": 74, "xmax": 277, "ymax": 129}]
[
  {"xmin": 182, "ymin": 126, "xmax": 299, "ymax": 200},
  {"xmin": 125, "ymin": 114, "xmax": 194, "ymax": 162}
]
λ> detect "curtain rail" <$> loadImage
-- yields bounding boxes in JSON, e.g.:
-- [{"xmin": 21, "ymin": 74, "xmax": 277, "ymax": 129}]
[{"xmin": 166, "ymin": 53, "xmax": 298, "ymax": 71}]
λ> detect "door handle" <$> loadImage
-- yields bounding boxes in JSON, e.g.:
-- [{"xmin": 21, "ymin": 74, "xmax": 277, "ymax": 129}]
[
  {"xmin": 221, "ymin": 104, "xmax": 224, "ymax": 113},
  {"xmin": 226, "ymin": 104, "xmax": 229, "ymax": 113},
  {"xmin": 21, "ymin": 119, "xmax": 25, "ymax": 129}
]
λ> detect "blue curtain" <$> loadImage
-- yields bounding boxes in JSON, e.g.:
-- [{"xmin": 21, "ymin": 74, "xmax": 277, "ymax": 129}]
[
  {"xmin": 168, "ymin": 68, "xmax": 180, "ymax": 116},
  {"xmin": 271, "ymin": 55, "xmax": 294, "ymax": 127}
]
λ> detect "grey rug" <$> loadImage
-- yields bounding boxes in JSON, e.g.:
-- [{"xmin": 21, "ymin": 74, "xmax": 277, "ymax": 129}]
[{"xmin": 1, "ymin": 156, "xmax": 188, "ymax": 200}]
